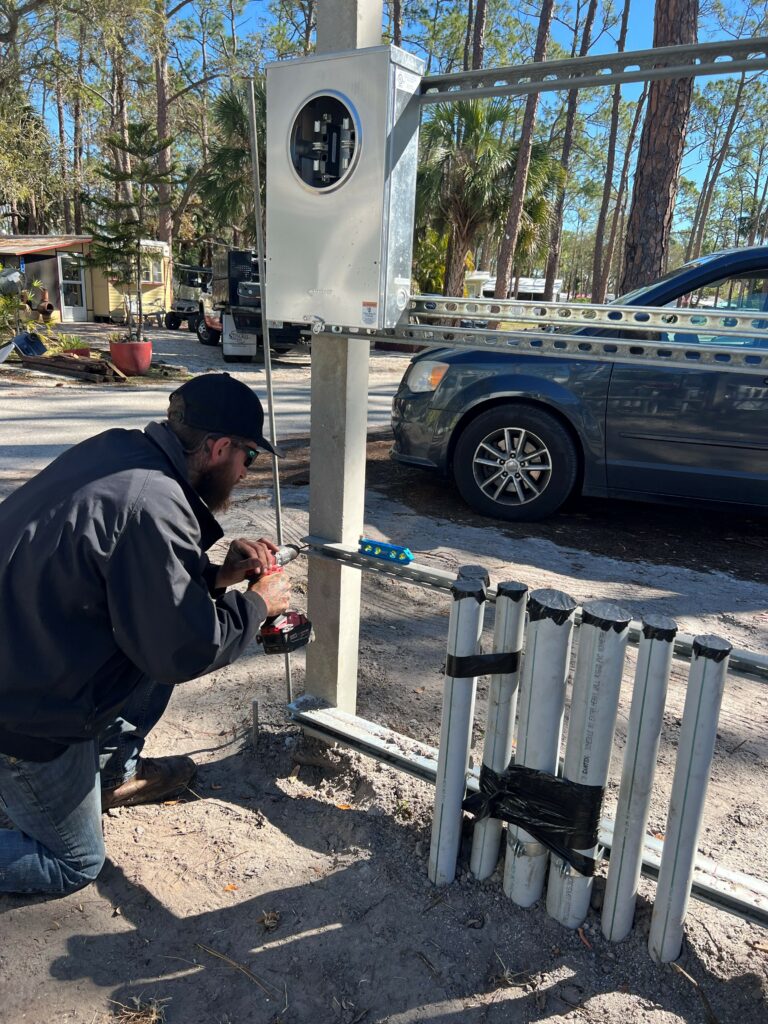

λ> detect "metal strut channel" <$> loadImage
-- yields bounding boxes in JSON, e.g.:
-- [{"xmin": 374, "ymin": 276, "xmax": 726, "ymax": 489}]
[
  {"xmin": 419, "ymin": 37, "xmax": 768, "ymax": 104},
  {"xmin": 288, "ymin": 699, "xmax": 768, "ymax": 928},
  {"xmin": 409, "ymin": 294, "xmax": 768, "ymax": 340},
  {"xmin": 303, "ymin": 539, "xmax": 768, "ymax": 682},
  {"xmin": 387, "ymin": 323, "xmax": 768, "ymax": 376}
]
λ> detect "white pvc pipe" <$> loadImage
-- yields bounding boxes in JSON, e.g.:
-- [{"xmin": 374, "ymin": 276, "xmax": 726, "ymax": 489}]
[
  {"xmin": 504, "ymin": 588, "xmax": 577, "ymax": 907},
  {"xmin": 428, "ymin": 578, "xmax": 487, "ymax": 886},
  {"xmin": 648, "ymin": 634, "xmax": 731, "ymax": 963},
  {"xmin": 470, "ymin": 581, "xmax": 528, "ymax": 880},
  {"xmin": 547, "ymin": 601, "xmax": 631, "ymax": 929},
  {"xmin": 602, "ymin": 615, "xmax": 677, "ymax": 942}
]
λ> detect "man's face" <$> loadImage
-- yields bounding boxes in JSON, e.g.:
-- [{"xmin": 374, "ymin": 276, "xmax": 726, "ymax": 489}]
[{"xmin": 195, "ymin": 438, "xmax": 259, "ymax": 513}]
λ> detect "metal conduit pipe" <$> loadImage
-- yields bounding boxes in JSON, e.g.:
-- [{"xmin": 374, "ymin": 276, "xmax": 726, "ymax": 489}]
[
  {"xmin": 428, "ymin": 578, "xmax": 487, "ymax": 886},
  {"xmin": 648, "ymin": 635, "xmax": 732, "ymax": 963},
  {"xmin": 504, "ymin": 589, "xmax": 577, "ymax": 907},
  {"xmin": 547, "ymin": 601, "xmax": 632, "ymax": 930},
  {"xmin": 602, "ymin": 616, "xmax": 678, "ymax": 942},
  {"xmin": 470, "ymin": 581, "xmax": 528, "ymax": 881}
]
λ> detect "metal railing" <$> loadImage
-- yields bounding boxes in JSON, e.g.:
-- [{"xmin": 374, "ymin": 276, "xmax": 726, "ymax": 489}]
[{"xmin": 419, "ymin": 37, "xmax": 768, "ymax": 104}]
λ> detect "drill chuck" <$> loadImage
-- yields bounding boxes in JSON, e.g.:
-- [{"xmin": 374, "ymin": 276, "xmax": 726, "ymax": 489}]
[{"xmin": 274, "ymin": 543, "xmax": 302, "ymax": 567}]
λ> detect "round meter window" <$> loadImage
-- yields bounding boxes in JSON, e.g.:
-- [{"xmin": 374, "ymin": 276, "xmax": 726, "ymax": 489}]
[{"xmin": 289, "ymin": 94, "xmax": 359, "ymax": 191}]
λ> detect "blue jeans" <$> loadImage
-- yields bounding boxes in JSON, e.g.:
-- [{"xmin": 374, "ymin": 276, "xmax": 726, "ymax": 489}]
[{"xmin": 0, "ymin": 679, "xmax": 173, "ymax": 895}]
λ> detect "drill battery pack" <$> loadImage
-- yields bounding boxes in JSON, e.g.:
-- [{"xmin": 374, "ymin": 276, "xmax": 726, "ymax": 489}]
[{"xmin": 259, "ymin": 611, "xmax": 314, "ymax": 655}]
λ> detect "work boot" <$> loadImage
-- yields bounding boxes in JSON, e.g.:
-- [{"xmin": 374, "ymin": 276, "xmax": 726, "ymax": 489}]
[{"xmin": 102, "ymin": 756, "xmax": 197, "ymax": 810}]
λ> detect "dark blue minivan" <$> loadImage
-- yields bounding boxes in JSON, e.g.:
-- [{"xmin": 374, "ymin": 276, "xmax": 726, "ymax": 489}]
[{"xmin": 391, "ymin": 247, "xmax": 768, "ymax": 520}]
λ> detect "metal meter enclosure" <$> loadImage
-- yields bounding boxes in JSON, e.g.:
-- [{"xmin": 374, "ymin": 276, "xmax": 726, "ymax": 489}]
[{"xmin": 266, "ymin": 45, "xmax": 424, "ymax": 331}]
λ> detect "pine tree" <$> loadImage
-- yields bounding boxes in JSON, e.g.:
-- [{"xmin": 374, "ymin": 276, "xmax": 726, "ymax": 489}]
[{"xmin": 86, "ymin": 122, "xmax": 175, "ymax": 341}]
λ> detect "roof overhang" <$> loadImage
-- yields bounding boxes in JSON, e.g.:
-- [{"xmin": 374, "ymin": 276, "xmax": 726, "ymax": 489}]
[{"xmin": 0, "ymin": 235, "xmax": 93, "ymax": 257}]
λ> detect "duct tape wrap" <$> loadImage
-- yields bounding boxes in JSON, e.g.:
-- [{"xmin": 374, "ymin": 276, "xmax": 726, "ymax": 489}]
[
  {"xmin": 463, "ymin": 764, "xmax": 603, "ymax": 876},
  {"xmin": 528, "ymin": 589, "xmax": 577, "ymax": 626},
  {"xmin": 445, "ymin": 651, "xmax": 520, "ymax": 677}
]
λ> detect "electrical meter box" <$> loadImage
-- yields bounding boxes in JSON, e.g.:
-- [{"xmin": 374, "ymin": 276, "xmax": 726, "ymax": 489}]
[{"xmin": 266, "ymin": 45, "xmax": 424, "ymax": 331}]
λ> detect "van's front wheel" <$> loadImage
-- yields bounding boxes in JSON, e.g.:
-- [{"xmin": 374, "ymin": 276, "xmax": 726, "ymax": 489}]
[{"xmin": 452, "ymin": 404, "xmax": 578, "ymax": 521}]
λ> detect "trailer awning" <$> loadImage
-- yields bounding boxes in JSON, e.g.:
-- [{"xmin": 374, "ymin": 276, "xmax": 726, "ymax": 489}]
[{"xmin": 0, "ymin": 235, "xmax": 93, "ymax": 256}]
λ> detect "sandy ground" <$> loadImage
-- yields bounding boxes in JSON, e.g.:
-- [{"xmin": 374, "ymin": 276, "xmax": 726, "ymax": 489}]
[{"xmin": 0, "ymin": 331, "xmax": 767, "ymax": 1024}]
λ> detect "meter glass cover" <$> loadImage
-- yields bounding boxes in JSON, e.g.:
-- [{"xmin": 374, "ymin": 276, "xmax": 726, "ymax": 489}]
[{"xmin": 289, "ymin": 94, "xmax": 359, "ymax": 191}]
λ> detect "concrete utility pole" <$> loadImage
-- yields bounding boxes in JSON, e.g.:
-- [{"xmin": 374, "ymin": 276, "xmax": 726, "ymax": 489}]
[{"xmin": 306, "ymin": 0, "xmax": 383, "ymax": 711}]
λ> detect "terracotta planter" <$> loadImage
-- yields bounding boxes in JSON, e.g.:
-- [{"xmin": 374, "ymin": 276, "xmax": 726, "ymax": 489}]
[{"xmin": 109, "ymin": 340, "xmax": 152, "ymax": 376}]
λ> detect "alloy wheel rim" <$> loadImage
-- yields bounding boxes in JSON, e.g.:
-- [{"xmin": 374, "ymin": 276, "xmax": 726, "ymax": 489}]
[{"xmin": 471, "ymin": 426, "xmax": 553, "ymax": 505}]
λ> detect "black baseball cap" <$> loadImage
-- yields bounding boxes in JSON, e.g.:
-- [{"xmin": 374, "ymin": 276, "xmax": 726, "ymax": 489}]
[{"xmin": 171, "ymin": 373, "xmax": 282, "ymax": 456}]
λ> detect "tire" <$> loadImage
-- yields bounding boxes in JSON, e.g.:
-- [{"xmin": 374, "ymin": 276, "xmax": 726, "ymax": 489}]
[
  {"xmin": 452, "ymin": 403, "xmax": 579, "ymax": 521},
  {"xmin": 164, "ymin": 312, "xmax": 182, "ymax": 330},
  {"xmin": 186, "ymin": 315, "xmax": 198, "ymax": 332},
  {"xmin": 196, "ymin": 317, "xmax": 221, "ymax": 347}
]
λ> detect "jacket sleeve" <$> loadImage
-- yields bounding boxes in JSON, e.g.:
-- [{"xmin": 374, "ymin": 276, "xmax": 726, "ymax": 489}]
[{"xmin": 103, "ymin": 482, "xmax": 267, "ymax": 683}]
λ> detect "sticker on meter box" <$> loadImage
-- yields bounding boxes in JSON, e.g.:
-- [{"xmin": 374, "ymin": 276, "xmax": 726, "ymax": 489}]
[{"xmin": 361, "ymin": 301, "xmax": 378, "ymax": 326}]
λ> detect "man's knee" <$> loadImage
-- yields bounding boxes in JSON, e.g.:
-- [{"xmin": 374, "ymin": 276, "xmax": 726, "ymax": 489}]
[{"xmin": 58, "ymin": 848, "xmax": 105, "ymax": 895}]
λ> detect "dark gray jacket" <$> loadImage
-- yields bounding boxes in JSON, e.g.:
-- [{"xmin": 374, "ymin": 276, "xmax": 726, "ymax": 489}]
[{"xmin": 0, "ymin": 421, "xmax": 267, "ymax": 760}]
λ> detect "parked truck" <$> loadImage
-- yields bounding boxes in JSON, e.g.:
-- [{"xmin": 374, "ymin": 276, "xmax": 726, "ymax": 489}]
[
  {"xmin": 164, "ymin": 264, "xmax": 212, "ymax": 331},
  {"xmin": 195, "ymin": 247, "xmax": 306, "ymax": 362}
]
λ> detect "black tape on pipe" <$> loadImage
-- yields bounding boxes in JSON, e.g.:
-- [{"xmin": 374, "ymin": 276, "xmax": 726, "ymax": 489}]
[
  {"xmin": 462, "ymin": 764, "xmax": 603, "ymax": 876},
  {"xmin": 692, "ymin": 634, "xmax": 732, "ymax": 662},
  {"xmin": 445, "ymin": 650, "xmax": 521, "ymax": 678},
  {"xmin": 497, "ymin": 581, "xmax": 528, "ymax": 603},
  {"xmin": 581, "ymin": 600, "xmax": 632, "ymax": 633},
  {"xmin": 528, "ymin": 588, "xmax": 577, "ymax": 626},
  {"xmin": 450, "ymin": 579, "xmax": 487, "ymax": 604},
  {"xmin": 642, "ymin": 614, "xmax": 678, "ymax": 643},
  {"xmin": 458, "ymin": 564, "xmax": 491, "ymax": 586}
]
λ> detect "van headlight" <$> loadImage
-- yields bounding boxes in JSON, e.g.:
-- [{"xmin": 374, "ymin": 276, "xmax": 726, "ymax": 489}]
[{"xmin": 406, "ymin": 360, "xmax": 449, "ymax": 393}]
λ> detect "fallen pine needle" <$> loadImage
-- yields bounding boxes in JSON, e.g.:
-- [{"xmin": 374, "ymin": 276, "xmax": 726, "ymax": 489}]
[
  {"xmin": 195, "ymin": 942, "xmax": 278, "ymax": 998},
  {"xmin": 670, "ymin": 961, "xmax": 719, "ymax": 1024}
]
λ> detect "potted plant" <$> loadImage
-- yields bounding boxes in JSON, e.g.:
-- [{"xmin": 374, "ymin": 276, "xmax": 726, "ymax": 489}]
[{"xmin": 86, "ymin": 121, "xmax": 174, "ymax": 376}]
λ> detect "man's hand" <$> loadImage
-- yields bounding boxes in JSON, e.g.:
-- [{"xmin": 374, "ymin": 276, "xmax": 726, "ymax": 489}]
[
  {"xmin": 248, "ymin": 571, "xmax": 291, "ymax": 618},
  {"xmin": 216, "ymin": 537, "xmax": 278, "ymax": 590}
]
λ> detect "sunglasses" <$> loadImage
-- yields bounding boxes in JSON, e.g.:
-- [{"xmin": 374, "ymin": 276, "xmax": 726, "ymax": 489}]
[{"xmin": 231, "ymin": 440, "xmax": 259, "ymax": 468}]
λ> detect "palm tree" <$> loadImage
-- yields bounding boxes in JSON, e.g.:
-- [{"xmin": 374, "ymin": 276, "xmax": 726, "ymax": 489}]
[
  {"xmin": 417, "ymin": 101, "xmax": 563, "ymax": 297},
  {"xmin": 198, "ymin": 83, "xmax": 266, "ymax": 246},
  {"xmin": 417, "ymin": 100, "xmax": 513, "ymax": 296}
]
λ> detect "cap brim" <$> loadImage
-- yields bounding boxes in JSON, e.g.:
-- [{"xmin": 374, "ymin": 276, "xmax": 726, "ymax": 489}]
[{"xmin": 256, "ymin": 435, "xmax": 284, "ymax": 458}]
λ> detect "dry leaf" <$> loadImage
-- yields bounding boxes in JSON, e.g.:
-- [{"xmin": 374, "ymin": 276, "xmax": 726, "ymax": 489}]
[
  {"xmin": 335, "ymin": 803, "xmax": 352, "ymax": 810},
  {"xmin": 224, "ymin": 883, "xmax": 238, "ymax": 892},
  {"xmin": 577, "ymin": 927, "xmax": 592, "ymax": 950}
]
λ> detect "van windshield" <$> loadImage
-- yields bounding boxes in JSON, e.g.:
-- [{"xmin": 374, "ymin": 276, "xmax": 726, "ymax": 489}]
[{"xmin": 611, "ymin": 253, "xmax": 722, "ymax": 305}]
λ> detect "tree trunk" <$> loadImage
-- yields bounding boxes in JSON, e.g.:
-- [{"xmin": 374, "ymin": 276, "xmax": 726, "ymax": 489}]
[
  {"xmin": 544, "ymin": 0, "xmax": 598, "ymax": 301},
  {"xmin": 688, "ymin": 74, "xmax": 746, "ymax": 260},
  {"xmin": 591, "ymin": 0, "xmax": 631, "ymax": 302},
  {"xmin": 303, "ymin": 0, "xmax": 316, "ymax": 56},
  {"xmin": 53, "ymin": 12, "xmax": 72, "ymax": 233},
  {"xmin": 393, "ymin": 0, "xmax": 402, "ymax": 46},
  {"xmin": 493, "ymin": 0, "xmax": 554, "ymax": 301},
  {"xmin": 472, "ymin": 0, "xmax": 487, "ymax": 70},
  {"xmin": 155, "ymin": 38, "xmax": 173, "ymax": 247},
  {"xmin": 619, "ymin": 0, "xmax": 698, "ymax": 295},
  {"xmin": 601, "ymin": 85, "xmax": 646, "ymax": 299},
  {"xmin": 748, "ymin": 146, "xmax": 768, "ymax": 245},
  {"xmin": 72, "ymin": 19, "xmax": 86, "ymax": 233},
  {"xmin": 463, "ymin": 0, "xmax": 474, "ymax": 72}
]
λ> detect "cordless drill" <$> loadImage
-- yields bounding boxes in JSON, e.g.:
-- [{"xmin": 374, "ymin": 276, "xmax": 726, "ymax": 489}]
[{"xmin": 255, "ymin": 544, "xmax": 313, "ymax": 655}]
